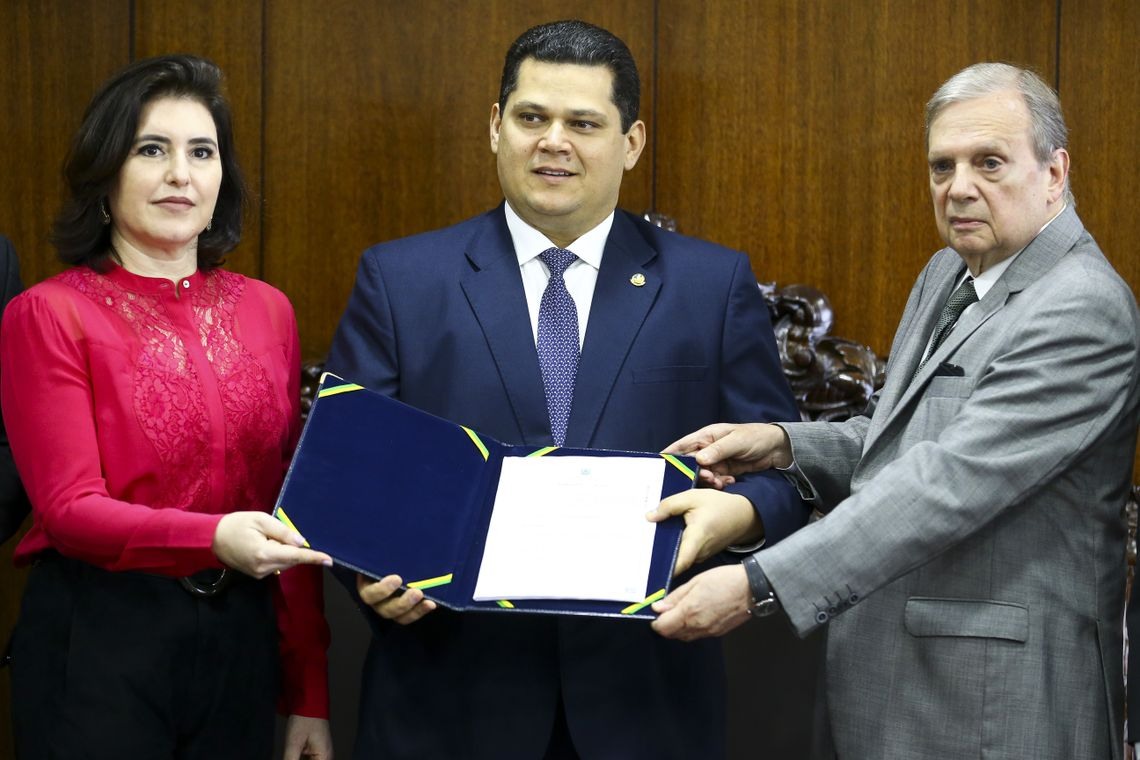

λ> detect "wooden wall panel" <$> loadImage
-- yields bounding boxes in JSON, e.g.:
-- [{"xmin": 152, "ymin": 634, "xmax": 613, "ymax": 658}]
[
  {"xmin": 0, "ymin": 2, "xmax": 131, "ymax": 750},
  {"xmin": 262, "ymin": 0, "xmax": 655, "ymax": 360},
  {"xmin": 1059, "ymin": 0, "xmax": 1140, "ymax": 481},
  {"xmin": 1061, "ymin": 0, "xmax": 1140, "ymax": 289},
  {"xmin": 655, "ymin": 0, "xmax": 1056, "ymax": 357},
  {"xmin": 0, "ymin": 1, "xmax": 131, "ymax": 285},
  {"xmin": 134, "ymin": 0, "xmax": 265, "ymax": 279}
]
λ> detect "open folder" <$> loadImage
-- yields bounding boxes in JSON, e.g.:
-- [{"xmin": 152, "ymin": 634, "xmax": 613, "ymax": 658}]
[{"xmin": 273, "ymin": 373, "xmax": 697, "ymax": 620}]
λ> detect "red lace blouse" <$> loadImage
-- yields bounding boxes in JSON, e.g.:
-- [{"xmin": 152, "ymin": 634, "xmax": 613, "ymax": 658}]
[{"xmin": 0, "ymin": 264, "xmax": 328, "ymax": 717}]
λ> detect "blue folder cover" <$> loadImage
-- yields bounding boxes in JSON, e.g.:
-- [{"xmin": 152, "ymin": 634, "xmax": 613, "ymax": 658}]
[{"xmin": 273, "ymin": 373, "xmax": 696, "ymax": 620}]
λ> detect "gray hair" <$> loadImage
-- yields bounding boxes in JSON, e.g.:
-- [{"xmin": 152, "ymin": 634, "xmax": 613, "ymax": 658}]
[{"xmin": 925, "ymin": 62, "xmax": 1072, "ymax": 203}]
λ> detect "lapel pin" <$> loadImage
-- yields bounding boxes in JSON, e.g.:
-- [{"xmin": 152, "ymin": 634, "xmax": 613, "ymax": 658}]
[{"xmin": 630, "ymin": 273, "xmax": 646, "ymax": 287}]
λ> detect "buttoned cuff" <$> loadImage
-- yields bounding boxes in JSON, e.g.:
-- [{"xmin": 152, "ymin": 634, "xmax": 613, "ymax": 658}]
[{"xmin": 777, "ymin": 459, "xmax": 818, "ymax": 502}]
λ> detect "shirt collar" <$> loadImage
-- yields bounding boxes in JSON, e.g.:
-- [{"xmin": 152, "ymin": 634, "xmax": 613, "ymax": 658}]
[
  {"xmin": 105, "ymin": 261, "xmax": 207, "ymax": 295},
  {"xmin": 503, "ymin": 202, "xmax": 612, "ymax": 271},
  {"xmin": 960, "ymin": 202, "xmax": 1067, "ymax": 300},
  {"xmin": 963, "ymin": 254, "xmax": 1014, "ymax": 301}
]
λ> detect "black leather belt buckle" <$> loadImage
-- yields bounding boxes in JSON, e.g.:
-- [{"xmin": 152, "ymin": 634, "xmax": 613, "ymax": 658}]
[{"xmin": 179, "ymin": 568, "xmax": 234, "ymax": 597}]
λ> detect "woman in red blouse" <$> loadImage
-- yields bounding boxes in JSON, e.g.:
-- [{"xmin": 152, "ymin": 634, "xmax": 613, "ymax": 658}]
[{"xmin": 0, "ymin": 56, "xmax": 333, "ymax": 759}]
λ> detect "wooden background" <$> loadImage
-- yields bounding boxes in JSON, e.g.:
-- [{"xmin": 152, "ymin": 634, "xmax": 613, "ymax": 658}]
[{"xmin": 1, "ymin": 1, "xmax": 1137, "ymax": 757}]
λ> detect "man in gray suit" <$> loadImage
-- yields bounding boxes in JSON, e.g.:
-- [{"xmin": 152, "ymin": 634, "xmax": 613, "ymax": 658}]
[{"xmin": 649, "ymin": 63, "xmax": 1140, "ymax": 759}]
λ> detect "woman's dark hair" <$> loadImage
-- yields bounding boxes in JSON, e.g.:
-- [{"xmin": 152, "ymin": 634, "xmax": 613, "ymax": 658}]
[
  {"xmin": 52, "ymin": 54, "xmax": 248, "ymax": 271},
  {"xmin": 499, "ymin": 20, "xmax": 640, "ymax": 134}
]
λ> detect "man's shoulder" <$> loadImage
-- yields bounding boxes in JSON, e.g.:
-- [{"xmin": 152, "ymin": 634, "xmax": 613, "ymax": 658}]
[
  {"xmin": 617, "ymin": 209, "xmax": 743, "ymax": 260},
  {"xmin": 363, "ymin": 208, "xmax": 501, "ymax": 261},
  {"xmin": 1013, "ymin": 210, "xmax": 1133, "ymax": 313},
  {"xmin": 614, "ymin": 211, "xmax": 752, "ymax": 287},
  {"xmin": 1038, "ymin": 240, "xmax": 1137, "ymax": 317}
]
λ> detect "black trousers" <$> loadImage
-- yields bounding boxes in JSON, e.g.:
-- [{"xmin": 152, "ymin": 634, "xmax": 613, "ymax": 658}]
[{"xmin": 10, "ymin": 553, "xmax": 278, "ymax": 760}]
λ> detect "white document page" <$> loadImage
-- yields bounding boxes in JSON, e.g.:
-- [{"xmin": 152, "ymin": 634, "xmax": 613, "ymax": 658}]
[{"xmin": 472, "ymin": 455, "xmax": 666, "ymax": 602}]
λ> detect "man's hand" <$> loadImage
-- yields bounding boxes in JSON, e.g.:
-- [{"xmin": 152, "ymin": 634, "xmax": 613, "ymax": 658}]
[
  {"xmin": 651, "ymin": 564, "xmax": 753, "ymax": 641},
  {"xmin": 282, "ymin": 715, "xmax": 334, "ymax": 760},
  {"xmin": 648, "ymin": 490, "xmax": 761, "ymax": 575},
  {"xmin": 665, "ymin": 423, "xmax": 793, "ymax": 487},
  {"xmin": 212, "ymin": 512, "xmax": 332, "ymax": 578},
  {"xmin": 357, "ymin": 573, "xmax": 437, "ymax": 624}
]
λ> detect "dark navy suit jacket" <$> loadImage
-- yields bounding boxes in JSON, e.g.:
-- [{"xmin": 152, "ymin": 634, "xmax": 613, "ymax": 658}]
[
  {"xmin": 0, "ymin": 234, "xmax": 28, "ymax": 544},
  {"xmin": 327, "ymin": 207, "xmax": 805, "ymax": 759}
]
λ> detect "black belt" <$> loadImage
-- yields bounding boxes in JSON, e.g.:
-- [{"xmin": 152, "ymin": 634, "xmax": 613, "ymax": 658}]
[
  {"xmin": 34, "ymin": 551, "xmax": 242, "ymax": 598},
  {"xmin": 178, "ymin": 568, "xmax": 236, "ymax": 597}
]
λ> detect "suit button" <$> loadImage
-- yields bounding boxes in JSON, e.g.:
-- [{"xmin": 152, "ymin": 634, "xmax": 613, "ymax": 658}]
[
  {"xmin": 815, "ymin": 611, "xmax": 829, "ymax": 624},
  {"xmin": 848, "ymin": 592, "xmax": 860, "ymax": 605}
]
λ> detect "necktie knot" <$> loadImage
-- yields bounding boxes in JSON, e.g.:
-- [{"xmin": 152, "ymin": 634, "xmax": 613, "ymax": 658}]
[
  {"xmin": 540, "ymin": 247, "xmax": 577, "ymax": 278},
  {"xmin": 943, "ymin": 276, "xmax": 978, "ymax": 319}
]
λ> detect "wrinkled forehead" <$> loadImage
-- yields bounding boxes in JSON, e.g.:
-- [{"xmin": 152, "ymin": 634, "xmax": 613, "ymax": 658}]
[{"xmin": 927, "ymin": 90, "xmax": 1032, "ymax": 152}]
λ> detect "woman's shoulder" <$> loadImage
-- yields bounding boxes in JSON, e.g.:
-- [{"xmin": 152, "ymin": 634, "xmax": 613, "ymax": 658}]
[
  {"xmin": 211, "ymin": 269, "xmax": 290, "ymax": 301},
  {"xmin": 0, "ymin": 269, "xmax": 105, "ymax": 347},
  {"xmin": 209, "ymin": 269, "xmax": 296, "ymax": 321},
  {"xmin": 7, "ymin": 268, "xmax": 94, "ymax": 311}
]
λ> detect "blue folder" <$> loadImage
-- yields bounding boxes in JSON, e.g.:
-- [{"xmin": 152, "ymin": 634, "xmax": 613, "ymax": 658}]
[{"xmin": 273, "ymin": 373, "xmax": 696, "ymax": 620}]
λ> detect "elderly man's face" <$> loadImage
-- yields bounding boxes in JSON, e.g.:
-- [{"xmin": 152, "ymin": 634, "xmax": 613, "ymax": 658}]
[
  {"xmin": 927, "ymin": 89, "xmax": 1067, "ymax": 273},
  {"xmin": 489, "ymin": 58, "xmax": 645, "ymax": 249}
]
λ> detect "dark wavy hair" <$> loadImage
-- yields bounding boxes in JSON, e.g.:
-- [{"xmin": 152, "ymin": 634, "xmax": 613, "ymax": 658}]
[
  {"xmin": 499, "ymin": 20, "xmax": 640, "ymax": 134},
  {"xmin": 52, "ymin": 54, "xmax": 248, "ymax": 271}
]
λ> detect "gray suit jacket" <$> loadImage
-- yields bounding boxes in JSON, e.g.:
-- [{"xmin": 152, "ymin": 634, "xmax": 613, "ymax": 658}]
[{"xmin": 758, "ymin": 206, "xmax": 1140, "ymax": 760}]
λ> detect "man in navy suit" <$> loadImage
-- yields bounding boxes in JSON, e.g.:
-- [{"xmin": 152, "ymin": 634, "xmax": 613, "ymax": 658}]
[{"xmin": 327, "ymin": 20, "xmax": 805, "ymax": 759}]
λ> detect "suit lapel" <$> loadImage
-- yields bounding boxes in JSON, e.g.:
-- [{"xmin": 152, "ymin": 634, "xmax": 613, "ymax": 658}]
[
  {"xmin": 566, "ymin": 212, "xmax": 660, "ymax": 446},
  {"xmin": 459, "ymin": 208, "xmax": 552, "ymax": 445},
  {"xmin": 901, "ymin": 279, "xmax": 1004, "ymax": 397},
  {"xmin": 869, "ymin": 205, "xmax": 1085, "ymax": 446},
  {"xmin": 875, "ymin": 255, "xmax": 961, "ymax": 416}
]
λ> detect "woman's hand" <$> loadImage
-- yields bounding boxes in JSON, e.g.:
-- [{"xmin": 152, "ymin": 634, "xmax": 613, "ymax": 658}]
[{"xmin": 211, "ymin": 512, "xmax": 332, "ymax": 578}]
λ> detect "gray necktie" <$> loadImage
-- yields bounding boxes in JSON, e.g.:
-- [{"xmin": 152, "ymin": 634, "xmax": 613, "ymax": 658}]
[{"xmin": 918, "ymin": 276, "xmax": 977, "ymax": 371}]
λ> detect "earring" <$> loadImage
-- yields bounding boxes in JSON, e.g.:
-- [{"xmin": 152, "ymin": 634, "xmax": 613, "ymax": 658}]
[
  {"xmin": 100, "ymin": 200, "xmax": 110, "ymax": 225},
  {"xmin": 205, "ymin": 219, "xmax": 213, "ymax": 232}
]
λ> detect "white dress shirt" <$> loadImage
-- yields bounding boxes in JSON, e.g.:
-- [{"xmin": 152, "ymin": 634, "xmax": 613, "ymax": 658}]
[{"xmin": 503, "ymin": 201, "xmax": 613, "ymax": 349}]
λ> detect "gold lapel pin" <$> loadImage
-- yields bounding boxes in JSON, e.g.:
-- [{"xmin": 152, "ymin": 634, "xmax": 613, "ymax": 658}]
[{"xmin": 630, "ymin": 273, "xmax": 646, "ymax": 287}]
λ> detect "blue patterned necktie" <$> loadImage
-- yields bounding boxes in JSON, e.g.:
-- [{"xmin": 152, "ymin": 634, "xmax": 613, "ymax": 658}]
[
  {"xmin": 918, "ymin": 276, "xmax": 978, "ymax": 372},
  {"xmin": 537, "ymin": 247, "xmax": 580, "ymax": 446}
]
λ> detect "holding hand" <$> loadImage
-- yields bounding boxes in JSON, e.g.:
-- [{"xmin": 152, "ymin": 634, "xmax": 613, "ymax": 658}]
[
  {"xmin": 282, "ymin": 715, "xmax": 334, "ymax": 760},
  {"xmin": 651, "ymin": 564, "xmax": 753, "ymax": 641},
  {"xmin": 357, "ymin": 573, "xmax": 437, "ymax": 625},
  {"xmin": 648, "ymin": 490, "xmax": 761, "ymax": 575},
  {"xmin": 665, "ymin": 422, "xmax": 793, "ymax": 488},
  {"xmin": 212, "ymin": 512, "xmax": 332, "ymax": 578}
]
